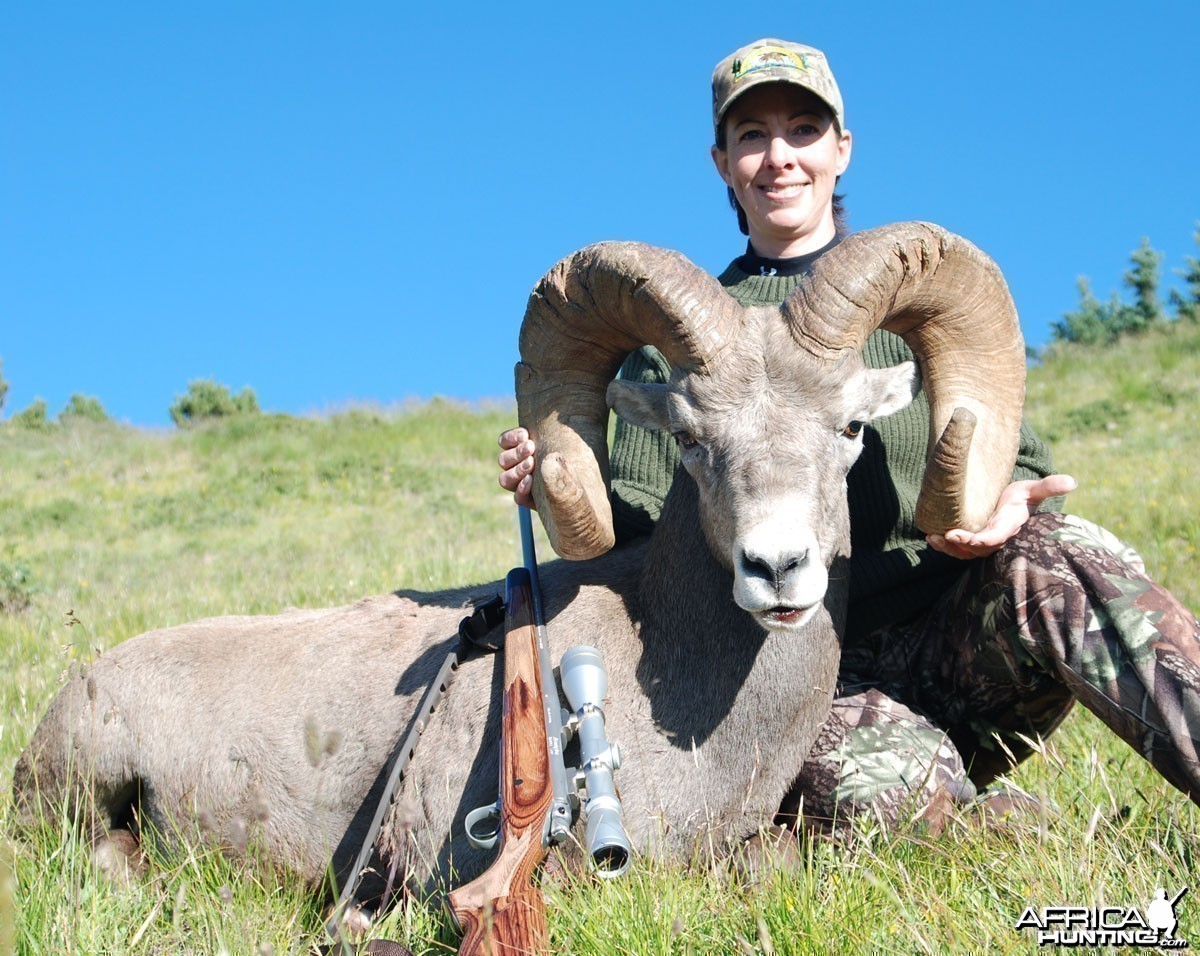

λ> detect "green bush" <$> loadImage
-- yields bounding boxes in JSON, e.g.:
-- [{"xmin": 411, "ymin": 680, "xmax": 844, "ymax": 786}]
[
  {"xmin": 169, "ymin": 379, "xmax": 261, "ymax": 427},
  {"xmin": 0, "ymin": 549, "xmax": 36, "ymax": 613},
  {"xmin": 58, "ymin": 393, "xmax": 109, "ymax": 423},
  {"xmin": 10, "ymin": 398, "xmax": 50, "ymax": 430},
  {"xmin": 1060, "ymin": 398, "xmax": 1128, "ymax": 437}
]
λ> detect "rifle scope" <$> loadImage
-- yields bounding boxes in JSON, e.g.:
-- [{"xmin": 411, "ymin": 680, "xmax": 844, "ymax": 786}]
[{"xmin": 559, "ymin": 644, "xmax": 632, "ymax": 877}]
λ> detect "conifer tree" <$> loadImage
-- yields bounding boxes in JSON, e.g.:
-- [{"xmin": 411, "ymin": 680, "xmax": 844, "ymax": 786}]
[
  {"xmin": 1052, "ymin": 277, "xmax": 1114, "ymax": 344},
  {"xmin": 1053, "ymin": 238, "xmax": 1169, "ymax": 345},
  {"xmin": 1169, "ymin": 224, "xmax": 1200, "ymax": 324},
  {"xmin": 1120, "ymin": 237, "xmax": 1165, "ymax": 333}
]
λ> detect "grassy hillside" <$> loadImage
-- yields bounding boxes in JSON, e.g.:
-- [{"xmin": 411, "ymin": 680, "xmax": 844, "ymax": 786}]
[
  {"xmin": 1027, "ymin": 324, "xmax": 1200, "ymax": 608},
  {"xmin": 1, "ymin": 326, "xmax": 1198, "ymax": 954}
]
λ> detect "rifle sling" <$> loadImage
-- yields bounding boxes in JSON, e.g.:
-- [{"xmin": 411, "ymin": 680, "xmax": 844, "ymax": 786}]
[{"xmin": 325, "ymin": 593, "xmax": 506, "ymax": 945}]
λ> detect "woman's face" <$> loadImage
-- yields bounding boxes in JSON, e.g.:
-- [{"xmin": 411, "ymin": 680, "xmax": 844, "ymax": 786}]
[{"xmin": 712, "ymin": 83, "xmax": 852, "ymax": 258}]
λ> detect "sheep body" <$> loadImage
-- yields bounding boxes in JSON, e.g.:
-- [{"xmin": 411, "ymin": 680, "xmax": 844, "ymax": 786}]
[{"xmin": 13, "ymin": 524, "xmax": 832, "ymax": 894}]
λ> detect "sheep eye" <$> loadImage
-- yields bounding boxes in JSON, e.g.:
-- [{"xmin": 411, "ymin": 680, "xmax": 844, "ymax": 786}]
[
  {"xmin": 842, "ymin": 420, "xmax": 864, "ymax": 439},
  {"xmin": 673, "ymin": 430, "xmax": 699, "ymax": 451}
]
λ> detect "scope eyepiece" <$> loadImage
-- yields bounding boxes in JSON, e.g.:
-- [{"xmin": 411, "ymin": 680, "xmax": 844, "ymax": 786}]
[{"xmin": 585, "ymin": 798, "xmax": 632, "ymax": 877}]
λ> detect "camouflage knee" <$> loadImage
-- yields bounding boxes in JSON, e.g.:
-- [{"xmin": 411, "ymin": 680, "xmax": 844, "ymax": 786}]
[{"xmin": 782, "ymin": 687, "xmax": 975, "ymax": 834}]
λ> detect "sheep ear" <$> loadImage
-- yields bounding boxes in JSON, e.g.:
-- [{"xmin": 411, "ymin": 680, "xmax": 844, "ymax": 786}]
[
  {"xmin": 863, "ymin": 361, "xmax": 921, "ymax": 421},
  {"xmin": 607, "ymin": 380, "xmax": 672, "ymax": 431}
]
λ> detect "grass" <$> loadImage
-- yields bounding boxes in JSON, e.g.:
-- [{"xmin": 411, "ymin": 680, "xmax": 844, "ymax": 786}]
[
  {"xmin": 1030, "ymin": 323, "xmax": 1200, "ymax": 608},
  {"xmin": 2, "ymin": 325, "xmax": 1199, "ymax": 954}
]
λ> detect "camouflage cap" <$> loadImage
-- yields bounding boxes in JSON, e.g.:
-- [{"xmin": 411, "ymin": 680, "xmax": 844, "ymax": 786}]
[{"xmin": 711, "ymin": 38, "xmax": 844, "ymax": 135}]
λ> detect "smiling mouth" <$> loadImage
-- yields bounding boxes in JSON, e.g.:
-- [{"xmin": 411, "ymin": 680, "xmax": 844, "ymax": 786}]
[{"xmin": 759, "ymin": 182, "xmax": 807, "ymax": 200}]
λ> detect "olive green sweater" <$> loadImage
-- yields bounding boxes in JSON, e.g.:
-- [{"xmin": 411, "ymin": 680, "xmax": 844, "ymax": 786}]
[{"xmin": 609, "ymin": 258, "xmax": 1057, "ymax": 642}]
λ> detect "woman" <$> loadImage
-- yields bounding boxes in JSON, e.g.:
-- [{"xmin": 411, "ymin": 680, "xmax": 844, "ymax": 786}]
[{"xmin": 499, "ymin": 38, "xmax": 1200, "ymax": 828}]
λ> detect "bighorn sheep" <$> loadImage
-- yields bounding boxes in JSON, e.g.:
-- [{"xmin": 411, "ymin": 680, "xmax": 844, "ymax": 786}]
[{"xmin": 13, "ymin": 222, "xmax": 1024, "ymax": 904}]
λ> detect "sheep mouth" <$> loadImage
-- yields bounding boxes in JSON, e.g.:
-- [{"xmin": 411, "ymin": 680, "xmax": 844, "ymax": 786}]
[{"xmin": 760, "ymin": 605, "xmax": 819, "ymax": 630}]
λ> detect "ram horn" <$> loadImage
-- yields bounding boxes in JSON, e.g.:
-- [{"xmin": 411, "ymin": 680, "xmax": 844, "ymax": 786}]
[
  {"xmin": 782, "ymin": 221, "xmax": 1025, "ymax": 533},
  {"xmin": 515, "ymin": 241, "xmax": 740, "ymax": 559}
]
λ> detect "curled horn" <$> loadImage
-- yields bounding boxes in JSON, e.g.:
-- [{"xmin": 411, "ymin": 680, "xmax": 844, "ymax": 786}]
[
  {"xmin": 783, "ymin": 222, "xmax": 1026, "ymax": 533},
  {"xmin": 516, "ymin": 241, "xmax": 740, "ymax": 559}
]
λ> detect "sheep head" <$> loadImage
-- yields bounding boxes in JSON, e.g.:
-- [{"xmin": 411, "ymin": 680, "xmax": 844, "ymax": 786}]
[
  {"xmin": 608, "ymin": 323, "xmax": 918, "ymax": 631},
  {"xmin": 515, "ymin": 223, "xmax": 1026, "ymax": 577}
]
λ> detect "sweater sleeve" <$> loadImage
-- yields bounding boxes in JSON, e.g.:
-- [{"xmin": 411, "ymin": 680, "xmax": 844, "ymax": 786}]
[
  {"xmin": 1013, "ymin": 418, "xmax": 1065, "ymax": 513},
  {"xmin": 609, "ymin": 346, "xmax": 680, "ymax": 542},
  {"xmin": 844, "ymin": 331, "xmax": 1062, "ymax": 640}
]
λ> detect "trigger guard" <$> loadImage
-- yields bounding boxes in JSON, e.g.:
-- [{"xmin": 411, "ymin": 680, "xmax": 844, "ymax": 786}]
[{"xmin": 465, "ymin": 801, "xmax": 501, "ymax": 850}]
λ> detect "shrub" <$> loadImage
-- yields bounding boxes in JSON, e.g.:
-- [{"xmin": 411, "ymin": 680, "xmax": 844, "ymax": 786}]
[
  {"xmin": 0, "ymin": 549, "xmax": 36, "ymax": 613},
  {"xmin": 170, "ymin": 379, "xmax": 261, "ymax": 427},
  {"xmin": 1053, "ymin": 237, "xmax": 1176, "ymax": 346},
  {"xmin": 1052, "ymin": 278, "xmax": 1115, "ymax": 345},
  {"xmin": 0, "ymin": 358, "xmax": 8, "ymax": 415},
  {"xmin": 59, "ymin": 393, "xmax": 109, "ymax": 423},
  {"xmin": 10, "ymin": 399, "xmax": 50, "ymax": 430}
]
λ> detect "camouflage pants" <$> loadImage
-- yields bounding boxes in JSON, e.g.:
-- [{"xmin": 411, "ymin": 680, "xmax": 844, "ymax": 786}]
[{"xmin": 788, "ymin": 511, "xmax": 1200, "ymax": 830}]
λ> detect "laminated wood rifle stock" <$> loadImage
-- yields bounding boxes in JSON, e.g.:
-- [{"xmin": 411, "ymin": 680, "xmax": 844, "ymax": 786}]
[{"xmin": 448, "ymin": 566, "xmax": 553, "ymax": 956}]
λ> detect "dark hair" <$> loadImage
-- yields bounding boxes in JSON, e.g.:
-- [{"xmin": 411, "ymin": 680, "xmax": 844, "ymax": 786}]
[{"xmin": 714, "ymin": 106, "xmax": 848, "ymax": 237}]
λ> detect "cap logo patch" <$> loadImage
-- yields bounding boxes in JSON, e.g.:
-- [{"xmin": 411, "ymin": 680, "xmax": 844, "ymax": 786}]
[{"xmin": 731, "ymin": 47, "xmax": 809, "ymax": 84}]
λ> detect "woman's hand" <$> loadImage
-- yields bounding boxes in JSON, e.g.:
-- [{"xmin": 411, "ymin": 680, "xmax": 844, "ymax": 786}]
[
  {"xmin": 926, "ymin": 474, "xmax": 1078, "ymax": 559},
  {"xmin": 498, "ymin": 427, "xmax": 538, "ymax": 509}
]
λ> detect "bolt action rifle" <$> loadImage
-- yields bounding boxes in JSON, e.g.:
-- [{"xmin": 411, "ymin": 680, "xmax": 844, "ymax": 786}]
[{"xmin": 447, "ymin": 507, "xmax": 631, "ymax": 955}]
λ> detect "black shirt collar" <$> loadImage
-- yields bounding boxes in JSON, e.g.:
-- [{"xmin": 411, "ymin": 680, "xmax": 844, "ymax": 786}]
[{"xmin": 733, "ymin": 234, "xmax": 843, "ymax": 278}]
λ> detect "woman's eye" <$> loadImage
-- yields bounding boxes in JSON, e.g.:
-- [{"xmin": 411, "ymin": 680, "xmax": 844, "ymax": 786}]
[
  {"xmin": 673, "ymin": 431, "xmax": 699, "ymax": 451},
  {"xmin": 842, "ymin": 421, "xmax": 864, "ymax": 439},
  {"xmin": 738, "ymin": 128, "xmax": 764, "ymax": 143}
]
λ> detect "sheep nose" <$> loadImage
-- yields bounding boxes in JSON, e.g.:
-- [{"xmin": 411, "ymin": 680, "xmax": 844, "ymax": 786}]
[{"xmin": 738, "ymin": 545, "xmax": 809, "ymax": 591}]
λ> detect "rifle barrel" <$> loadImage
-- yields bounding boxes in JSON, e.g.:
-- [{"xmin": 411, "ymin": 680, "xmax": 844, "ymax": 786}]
[{"xmin": 518, "ymin": 506, "xmax": 573, "ymax": 844}]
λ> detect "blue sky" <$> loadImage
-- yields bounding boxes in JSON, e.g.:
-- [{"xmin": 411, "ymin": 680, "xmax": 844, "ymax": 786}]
[{"xmin": 4, "ymin": 2, "xmax": 1199, "ymax": 426}]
